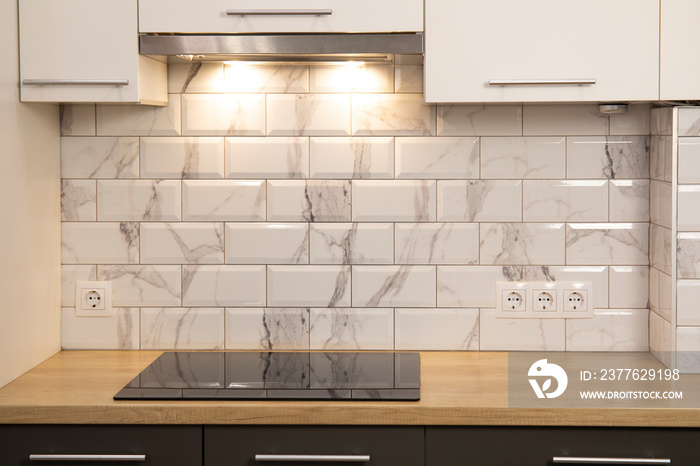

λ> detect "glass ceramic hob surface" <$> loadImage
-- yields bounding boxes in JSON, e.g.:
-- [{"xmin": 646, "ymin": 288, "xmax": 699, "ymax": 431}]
[{"xmin": 114, "ymin": 352, "xmax": 420, "ymax": 401}]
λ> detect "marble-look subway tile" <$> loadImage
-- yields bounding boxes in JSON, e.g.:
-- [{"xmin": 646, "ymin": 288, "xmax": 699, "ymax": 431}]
[
  {"xmin": 225, "ymin": 137, "xmax": 309, "ymax": 179},
  {"xmin": 226, "ymin": 308, "xmax": 309, "ymax": 350},
  {"xmin": 61, "ymin": 180, "xmax": 96, "ymax": 221},
  {"xmin": 651, "ymin": 107, "xmax": 673, "ymax": 136},
  {"xmin": 395, "ymin": 308, "xmax": 479, "ymax": 350},
  {"xmin": 98, "ymin": 265, "xmax": 181, "ymax": 307},
  {"xmin": 651, "ymin": 225, "xmax": 672, "ymax": 276},
  {"xmin": 97, "ymin": 180, "xmax": 181, "ymax": 221},
  {"xmin": 310, "ymin": 308, "xmax": 394, "ymax": 350},
  {"xmin": 61, "ymin": 265, "xmax": 97, "ymax": 307},
  {"xmin": 567, "ymin": 136, "xmax": 650, "ymax": 179},
  {"xmin": 395, "ymin": 223, "xmax": 478, "ymax": 265},
  {"xmin": 610, "ymin": 180, "xmax": 650, "ymax": 222},
  {"xmin": 61, "ymin": 137, "xmax": 138, "ymax": 178},
  {"xmin": 677, "ymin": 280, "xmax": 700, "ymax": 326},
  {"xmin": 650, "ymin": 136, "xmax": 672, "ymax": 182},
  {"xmin": 168, "ymin": 63, "xmax": 224, "ymax": 93},
  {"xmin": 140, "ymin": 137, "xmax": 224, "ymax": 179},
  {"xmin": 437, "ymin": 180, "xmax": 522, "ymax": 222},
  {"xmin": 309, "ymin": 223, "xmax": 393, "ymax": 265},
  {"xmin": 267, "ymin": 180, "xmax": 351, "ymax": 222},
  {"xmin": 225, "ymin": 223, "xmax": 309, "ymax": 264},
  {"xmin": 395, "ymin": 65, "xmax": 423, "ymax": 93},
  {"xmin": 679, "ymin": 107, "xmax": 700, "ymax": 136},
  {"xmin": 649, "ymin": 311, "xmax": 672, "ymax": 364},
  {"xmin": 62, "ymin": 222, "xmax": 138, "ymax": 264},
  {"xmin": 566, "ymin": 223, "xmax": 649, "ymax": 266},
  {"xmin": 182, "ymin": 265, "xmax": 265, "ymax": 307},
  {"xmin": 268, "ymin": 265, "xmax": 350, "ymax": 307},
  {"xmin": 183, "ymin": 180, "xmax": 265, "ymax": 221},
  {"xmin": 480, "ymin": 137, "xmax": 565, "ymax": 179},
  {"xmin": 523, "ymin": 104, "xmax": 609, "ymax": 136},
  {"xmin": 437, "ymin": 105, "xmax": 522, "ymax": 136},
  {"xmin": 60, "ymin": 104, "xmax": 95, "ymax": 136},
  {"xmin": 480, "ymin": 309, "xmax": 565, "ymax": 351},
  {"xmin": 609, "ymin": 266, "xmax": 649, "ymax": 309},
  {"xmin": 352, "ymin": 94, "xmax": 436, "ymax": 136},
  {"xmin": 352, "ymin": 180, "xmax": 436, "ymax": 222},
  {"xmin": 395, "ymin": 137, "xmax": 479, "ymax": 179},
  {"xmin": 267, "ymin": 94, "xmax": 351, "ymax": 136},
  {"xmin": 678, "ymin": 186, "xmax": 700, "ymax": 231},
  {"xmin": 352, "ymin": 265, "xmax": 436, "ymax": 307},
  {"xmin": 480, "ymin": 223, "xmax": 565, "ymax": 265},
  {"xmin": 310, "ymin": 64, "xmax": 393, "ymax": 93},
  {"xmin": 522, "ymin": 266, "xmax": 609, "ymax": 309},
  {"xmin": 609, "ymin": 103, "xmax": 651, "ymax": 136},
  {"xmin": 566, "ymin": 309, "xmax": 649, "ymax": 351},
  {"xmin": 678, "ymin": 233, "xmax": 700, "ymax": 279},
  {"xmin": 677, "ymin": 327, "xmax": 700, "ymax": 373},
  {"xmin": 679, "ymin": 138, "xmax": 700, "ymax": 184},
  {"xmin": 97, "ymin": 95, "xmax": 181, "ymax": 136},
  {"xmin": 140, "ymin": 223, "xmax": 224, "ymax": 264},
  {"xmin": 225, "ymin": 63, "xmax": 309, "ymax": 93},
  {"xmin": 437, "ymin": 266, "xmax": 522, "ymax": 308},
  {"xmin": 309, "ymin": 137, "xmax": 394, "ymax": 179},
  {"xmin": 141, "ymin": 308, "xmax": 224, "ymax": 350},
  {"xmin": 523, "ymin": 180, "xmax": 608, "ymax": 222},
  {"xmin": 649, "ymin": 267, "xmax": 659, "ymax": 314},
  {"xmin": 659, "ymin": 271, "xmax": 672, "ymax": 322},
  {"xmin": 182, "ymin": 94, "xmax": 265, "ymax": 136},
  {"xmin": 61, "ymin": 307, "xmax": 139, "ymax": 350}
]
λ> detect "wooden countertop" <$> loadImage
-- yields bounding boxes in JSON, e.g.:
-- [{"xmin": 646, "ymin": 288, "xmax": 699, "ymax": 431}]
[{"xmin": 0, "ymin": 351, "xmax": 699, "ymax": 426}]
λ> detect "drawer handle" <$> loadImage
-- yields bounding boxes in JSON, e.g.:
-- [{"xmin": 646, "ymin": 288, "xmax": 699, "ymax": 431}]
[
  {"xmin": 553, "ymin": 457, "xmax": 670, "ymax": 465},
  {"xmin": 255, "ymin": 455, "xmax": 370, "ymax": 462},
  {"xmin": 226, "ymin": 9, "xmax": 333, "ymax": 15},
  {"xmin": 29, "ymin": 454, "xmax": 146, "ymax": 462},
  {"xmin": 22, "ymin": 79, "xmax": 129, "ymax": 86},
  {"xmin": 489, "ymin": 78, "xmax": 596, "ymax": 85}
]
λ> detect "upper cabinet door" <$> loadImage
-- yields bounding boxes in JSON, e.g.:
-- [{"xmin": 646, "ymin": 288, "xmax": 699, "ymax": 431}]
[
  {"xmin": 139, "ymin": 0, "xmax": 422, "ymax": 33},
  {"xmin": 20, "ymin": 0, "xmax": 167, "ymax": 104},
  {"xmin": 661, "ymin": 0, "xmax": 700, "ymax": 100},
  {"xmin": 424, "ymin": 0, "xmax": 660, "ymax": 103}
]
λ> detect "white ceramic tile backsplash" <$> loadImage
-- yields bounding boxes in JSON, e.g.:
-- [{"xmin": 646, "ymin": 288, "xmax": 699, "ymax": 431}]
[{"xmin": 59, "ymin": 62, "xmax": 660, "ymax": 351}]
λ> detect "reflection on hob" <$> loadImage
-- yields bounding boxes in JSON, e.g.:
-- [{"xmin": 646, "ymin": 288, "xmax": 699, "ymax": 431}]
[{"xmin": 115, "ymin": 352, "xmax": 420, "ymax": 401}]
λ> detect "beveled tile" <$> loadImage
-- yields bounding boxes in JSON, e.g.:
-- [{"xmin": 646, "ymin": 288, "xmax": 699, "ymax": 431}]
[
  {"xmin": 352, "ymin": 265, "xmax": 436, "ymax": 307},
  {"xmin": 225, "ymin": 63, "xmax": 309, "ymax": 93},
  {"xmin": 566, "ymin": 309, "xmax": 649, "ymax": 351},
  {"xmin": 352, "ymin": 94, "xmax": 436, "ymax": 136},
  {"xmin": 609, "ymin": 103, "xmax": 651, "ymax": 136},
  {"xmin": 141, "ymin": 308, "xmax": 224, "ymax": 350},
  {"xmin": 395, "ymin": 308, "xmax": 479, "ymax": 350},
  {"xmin": 99, "ymin": 265, "xmax": 181, "ymax": 307},
  {"xmin": 678, "ymin": 280, "xmax": 700, "ymax": 326},
  {"xmin": 437, "ymin": 180, "xmax": 521, "ymax": 222},
  {"xmin": 225, "ymin": 223, "xmax": 309, "ymax": 264},
  {"xmin": 61, "ymin": 180, "xmax": 96, "ymax": 221},
  {"xmin": 140, "ymin": 137, "xmax": 224, "ymax": 179},
  {"xmin": 650, "ymin": 136, "xmax": 672, "ymax": 181},
  {"xmin": 267, "ymin": 180, "xmax": 351, "ymax": 222},
  {"xmin": 60, "ymin": 104, "xmax": 95, "ymax": 136},
  {"xmin": 480, "ymin": 137, "xmax": 565, "ymax": 179},
  {"xmin": 678, "ymin": 138, "xmax": 700, "ymax": 184},
  {"xmin": 310, "ymin": 137, "xmax": 394, "ymax": 179},
  {"xmin": 651, "ymin": 224, "xmax": 672, "ymax": 276},
  {"xmin": 309, "ymin": 223, "xmax": 393, "ymax": 264},
  {"xmin": 97, "ymin": 180, "xmax": 181, "ymax": 221},
  {"xmin": 437, "ymin": 266, "xmax": 523, "ymax": 308},
  {"xmin": 225, "ymin": 137, "xmax": 309, "ymax": 179},
  {"xmin": 609, "ymin": 266, "xmax": 649, "ymax": 309},
  {"xmin": 140, "ymin": 223, "xmax": 224, "ymax": 264},
  {"xmin": 678, "ymin": 232, "xmax": 700, "ymax": 279},
  {"xmin": 182, "ymin": 265, "xmax": 265, "ymax": 307},
  {"xmin": 226, "ymin": 308, "xmax": 310, "ymax": 350},
  {"xmin": 679, "ymin": 107, "xmax": 700, "ymax": 136},
  {"xmin": 310, "ymin": 308, "xmax": 394, "ymax": 350},
  {"xmin": 183, "ymin": 180, "xmax": 265, "ymax": 221},
  {"xmin": 480, "ymin": 309, "xmax": 565, "ymax": 351},
  {"xmin": 649, "ymin": 311, "xmax": 672, "ymax": 363},
  {"xmin": 609, "ymin": 180, "xmax": 650, "ymax": 222},
  {"xmin": 267, "ymin": 94, "xmax": 351, "ymax": 136},
  {"xmin": 566, "ymin": 223, "xmax": 649, "ymax": 266},
  {"xmin": 267, "ymin": 265, "xmax": 350, "ymax": 307},
  {"xmin": 649, "ymin": 267, "xmax": 659, "ymax": 314},
  {"xmin": 395, "ymin": 137, "xmax": 479, "ymax": 179},
  {"xmin": 523, "ymin": 104, "xmax": 609, "ymax": 136},
  {"xmin": 480, "ymin": 223, "xmax": 565, "ymax": 265},
  {"xmin": 395, "ymin": 223, "xmax": 478, "ymax": 265},
  {"xmin": 310, "ymin": 64, "xmax": 393, "ymax": 93},
  {"xmin": 522, "ymin": 266, "xmax": 609, "ymax": 310},
  {"xmin": 567, "ymin": 136, "xmax": 650, "ymax": 179},
  {"xmin": 651, "ymin": 107, "xmax": 673, "ymax": 136},
  {"xmin": 523, "ymin": 180, "xmax": 608, "ymax": 222},
  {"xmin": 62, "ymin": 222, "xmax": 138, "ymax": 264},
  {"xmin": 395, "ymin": 65, "xmax": 423, "ymax": 93},
  {"xmin": 61, "ymin": 307, "xmax": 139, "ymax": 350},
  {"xmin": 97, "ymin": 95, "xmax": 181, "ymax": 136},
  {"xmin": 61, "ymin": 137, "xmax": 138, "ymax": 178},
  {"xmin": 61, "ymin": 265, "xmax": 97, "ymax": 307},
  {"xmin": 352, "ymin": 180, "xmax": 436, "ymax": 222},
  {"xmin": 168, "ymin": 63, "xmax": 224, "ymax": 93},
  {"xmin": 678, "ymin": 186, "xmax": 700, "ymax": 231},
  {"xmin": 659, "ymin": 271, "xmax": 672, "ymax": 322},
  {"xmin": 649, "ymin": 180, "xmax": 673, "ymax": 229},
  {"xmin": 182, "ymin": 94, "xmax": 265, "ymax": 136},
  {"xmin": 437, "ymin": 105, "xmax": 522, "ymax": 136}
]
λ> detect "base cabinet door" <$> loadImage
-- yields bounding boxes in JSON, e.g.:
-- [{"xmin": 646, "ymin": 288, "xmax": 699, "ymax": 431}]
[
  {"xmin": 0, "ymin": 425, "xmax": 202, "ymax": 466},
  {"xmin": 427, "ymin": 427, "xmax": 700, "ymax": 466},
  {"xmin": 205, "ymin": 426, "xmax": 424, "ymax": 466}
]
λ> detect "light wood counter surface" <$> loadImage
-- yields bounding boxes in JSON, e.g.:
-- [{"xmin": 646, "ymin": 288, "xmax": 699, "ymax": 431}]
[{"xmin": 0, "ymin": 351, "xmax": 699, "ymax": 426}]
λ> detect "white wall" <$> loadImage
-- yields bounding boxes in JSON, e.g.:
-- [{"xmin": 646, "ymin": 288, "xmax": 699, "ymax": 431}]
[{"xmin": 0, "ymin": 0, "xmax": 61, "ymax": 387}]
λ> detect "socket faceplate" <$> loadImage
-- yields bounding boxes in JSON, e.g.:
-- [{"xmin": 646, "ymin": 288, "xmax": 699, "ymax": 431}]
[
  {"xmin": 496, "ymin": 281, "xmax": 593, "ymax": 319},
  {"xmin": 75, "ymin": 280, "xmax": 112, "ymax": 317}
]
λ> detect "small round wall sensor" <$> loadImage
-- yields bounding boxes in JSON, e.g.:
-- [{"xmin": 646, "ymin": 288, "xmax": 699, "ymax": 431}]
[{"xmin": 598, "ymin": 103, "xmax": 628, "ymax": 114}]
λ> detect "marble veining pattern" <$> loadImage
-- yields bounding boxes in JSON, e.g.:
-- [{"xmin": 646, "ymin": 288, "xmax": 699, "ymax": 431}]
[
  {"xmin": 310, "ymin": 308, "xmax": 393, "ymax": 350},
  {"xmin": 98, "ymin": 265, "xmax": 181, "ymax": 307},
  {"xmin": 567, "ymin": 136, "xmax": 650, "ymax": 179},
  {"xmin": 395, "ymin": 223, "xmax": 479, "ymax": 265},
  {"xmin": 141, "ymin": 308, "xmax": 224, "ymax": 350},
  {"xmin": 61, "ymin": 180, "xmax": 96, "ymax": 221},
  {"xmin": 310, "ymin": 137, "xmax": 394, "ymax": 179},
  {"xmin": 61, "ymin": 137, "xmax": 138, "ymax": 178},
  {"xmin": 566, "ymin": 224, "xmax": 649, "ymax": 266},
  {"xmin": 140, "ymin": 137, "xmax": 225, "ymax": 179},
  {"xmin": 268, "ymin": 180, "xmax": 351, "ymax": 222},
  {"xmin": 480, "ymin": 223, "xmax": 565, "ymax": 265},
  {"xmin": 226, "ymin": 308, "xmax": 310, "ymax": 350},
  {"xmin": 140, "ymin": 223, "xmax": 224, "ymax": 264}
]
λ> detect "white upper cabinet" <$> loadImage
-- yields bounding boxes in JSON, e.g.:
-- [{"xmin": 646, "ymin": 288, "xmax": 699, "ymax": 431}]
[
  {"xmin": 20, "ymin": 0, "xmax": 167, "ymax": 104},
  {"xmin": 139, "ymin": 0, "xmax": 423, "ymax": 33},
  {"xmin": 424, "ymin": 0, "xmax": 660, "ymax": 103},
  {"xmin": 661, "ymin": 0, "xmax": 700, "ymax": 100}
]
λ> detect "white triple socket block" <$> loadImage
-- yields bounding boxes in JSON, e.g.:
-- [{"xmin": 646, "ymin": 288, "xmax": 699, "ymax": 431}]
[{"xmin": 495, "ymin": 281, "xmax": 593, "ymax": 319}]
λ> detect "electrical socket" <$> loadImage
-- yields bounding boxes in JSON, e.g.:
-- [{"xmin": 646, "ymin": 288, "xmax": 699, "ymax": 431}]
[
  {"xmin": 496, "ymin": 281, "xmax": 593, "ymax": 319},
  {"xmin": 496, "ymin": 282, "xmax": 528, "ymax": 312},
  {"xmin": 75, "ymin": 280, "xmax": 112, "ymax": 317},
  {"xmin": 564, "ymin": 289, "xmax": 588, "ymax": 312},
  {"xmin": 533, "ymin": 289, "xmax": 557, "ymax": 311}
]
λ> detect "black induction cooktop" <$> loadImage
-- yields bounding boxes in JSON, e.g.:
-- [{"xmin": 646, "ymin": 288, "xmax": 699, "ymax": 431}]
[{"xmin": 114, "ymin": 352, "xmax": 420, "ymax": 401}]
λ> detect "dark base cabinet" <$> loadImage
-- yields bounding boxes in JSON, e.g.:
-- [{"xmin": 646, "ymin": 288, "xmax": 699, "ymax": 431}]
[
  {"xmin": 205, "ymin": 426, "xmax": 424, "ymax": 466},
  {"xmin": 0, "ymin": 425, "xmax": 202, "ymax": 466},
  {"xmin": 427, "ymin": 427, "xmax": 700, "ymax": 466}
]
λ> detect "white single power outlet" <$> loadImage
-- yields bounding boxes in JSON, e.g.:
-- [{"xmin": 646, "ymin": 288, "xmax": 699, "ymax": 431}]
[
  {"xmin": 496, "ymin": 282, "xmax": 528, "ymax": 313},
  {"xmin": 75, "ymin": 280, "xmax": 112, "ymax": 317}
]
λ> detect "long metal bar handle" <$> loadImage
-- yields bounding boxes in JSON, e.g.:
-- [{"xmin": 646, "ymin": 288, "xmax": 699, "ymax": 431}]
[
  {"xmin": 553, "ymin": 457, "xmax": 671, "ymax": 465},
  {"xmin": 29, "ymin": 454, "xmax": 146, "ymax": 461},
  {"xmin": 255, "ymin": 454, "xmax": 370, "ymax": 462},
  {"xmin": 489, "ymin": 78, "xmax": 596, "ymax": 85},
  {"xmin": 23, "ymin": 79, "xmax": 129, "ymax": 86},
  {"xmin": 226, "ymin": 9, "xmax": 332, "ymax": 15}
]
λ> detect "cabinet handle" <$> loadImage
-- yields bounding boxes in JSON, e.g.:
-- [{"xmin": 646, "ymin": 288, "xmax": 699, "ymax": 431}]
[
  {"xmin": 22, "ymin": 79, "xmax": 129, "ymax": 86},
  {"xmin": 29, "ymin": 454, "xmax": 146, "ymax": 461},
  {"xmin": 255, "ymin": 455, "xmax": 370, "ymax": 462},
  {"xmin": 489, "ymin": 78, "xmax": 596, "ymax": 85},
  {"xmin": 226, "ymin": 9, "xmax": 332, "ymax": 15},
  {"xmin": 553, "ymin": 457, "xmax": 671, "ymax": 465}
]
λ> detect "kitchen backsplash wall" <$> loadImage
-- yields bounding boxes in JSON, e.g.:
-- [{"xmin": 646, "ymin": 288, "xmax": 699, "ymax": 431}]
[{"xmin": 60, "ymin": 60, "xmax": 652, "ymax": 351}]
